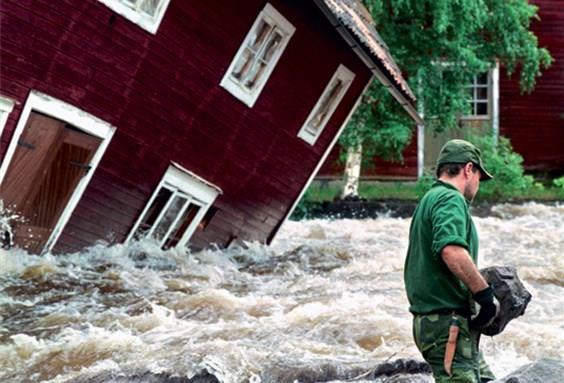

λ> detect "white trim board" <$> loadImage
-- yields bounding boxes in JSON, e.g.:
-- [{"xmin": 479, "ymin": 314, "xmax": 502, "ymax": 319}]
[
  {"xmin": 298, "ymin": 64, "xmax": 355, "ymax": 146},
  {"xmin": 492, "ymin": 62, "xmax": 500, "ymax": 145},
  {"xmin": 271, "ymin": 76, "xmax": 374, "ymax": 241},
  {"xmin": 416, "ymin": 75, "xmax": 425, "ymax": 180},
  {"xmin": 417, "ymin": 123, "xmax": 425, "ymax": 179},
  {"xmin": 0, "ymin": 90, "xmax": 116, "ymax": 254},
  {"xmin": 171, "ymin": 161, "xmax": 223, "ymax": 195},
  {"xmin": 0, "ymin": 95, "xmax": 15, "ymax": 143}
]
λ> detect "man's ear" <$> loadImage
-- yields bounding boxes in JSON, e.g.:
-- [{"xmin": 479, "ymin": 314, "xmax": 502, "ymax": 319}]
[{"xmin": 464, "ymin": 162, "xmax": 474, "ymax": 177}]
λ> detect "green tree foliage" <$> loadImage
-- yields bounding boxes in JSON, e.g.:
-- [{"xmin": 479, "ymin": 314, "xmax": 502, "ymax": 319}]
[
  {"xmin": 553, "ymin": 176, "xmax": 564, "ymax": 189},
  {"xmin": 340, "ymin": 0, "xmax": 552, "ymax": 160},
  {"xmin": 466, "ymin": 134, "xmax": 540, "ymax": 199}
]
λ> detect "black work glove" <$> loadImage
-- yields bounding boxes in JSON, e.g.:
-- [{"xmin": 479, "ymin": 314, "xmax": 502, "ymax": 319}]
[{"xmin": 470, "ymin": 286, "xmax": 500, "ymax": 329}]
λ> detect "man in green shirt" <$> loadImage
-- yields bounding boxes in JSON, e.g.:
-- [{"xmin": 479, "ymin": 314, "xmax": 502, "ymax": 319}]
[{"xmin": 404, "ymin": 139, "xmax": 499, "ymax": 382}]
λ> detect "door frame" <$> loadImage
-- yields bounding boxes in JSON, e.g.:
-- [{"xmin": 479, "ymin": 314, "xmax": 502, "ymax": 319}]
[{"xmin": 0, "ymin": 90, "xmax": 116, "ymax": 253}]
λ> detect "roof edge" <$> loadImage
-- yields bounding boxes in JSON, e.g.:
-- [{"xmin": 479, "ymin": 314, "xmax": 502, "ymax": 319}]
[{"xmin": 314, "ymin": 0, "xmax": 423, "ymax": 125}]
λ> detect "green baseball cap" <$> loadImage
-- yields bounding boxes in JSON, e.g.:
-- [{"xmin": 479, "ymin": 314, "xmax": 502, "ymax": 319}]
[{"xmin": 436, "ymin": 139, "xmax": 493, "ymax": 181}]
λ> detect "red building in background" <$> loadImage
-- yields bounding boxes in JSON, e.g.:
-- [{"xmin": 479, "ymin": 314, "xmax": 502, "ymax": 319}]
[
  {"xmin": 318, "ymin": 0, "xmax": 564, "ymax": 181},
  {"xmin": 499, "ymin": 0, "xmax": 564, "ymax": 173},
  {"xmin": 0, "ymin": 0, "xmax": 419, "ymax": 254}
]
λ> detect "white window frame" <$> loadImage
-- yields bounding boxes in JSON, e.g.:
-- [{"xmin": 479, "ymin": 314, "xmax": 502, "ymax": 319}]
[
  {"xmin": 491, "ymin": 62, "xmax": 500, "ymax": 145},
  {"xmin": 220, "ymin": 3, "xmax": 295, "ymax": 107},
  {"xmin": 0, "ymin": 91, "xmax": 116, "ymax": 254},
  {"xmin": 126, "ymin": 163, "xmax": 221, "ymax": 249},
  {"xmin": 276, "ymin": 77, "xmax": 374, "ymax": 238},
  {"xmin": 97, "ymin": 0, "xmax": 171, "ymax": 34},
  {"xmin": 0, "ymin": 95, "xmax": 15, "ymax": 141},
  {"xmin": 462, "ymin": 71, "xmax": 491, "ymax": 119},
  {"xmin": 298, "ymin": 64, "xmax": 355, "ymax": 145}
]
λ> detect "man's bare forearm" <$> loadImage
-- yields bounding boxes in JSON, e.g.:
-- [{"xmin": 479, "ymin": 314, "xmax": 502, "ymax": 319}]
[{"xmin": 441, "ymin": 245, "xmax": 488, "ymax": 293}]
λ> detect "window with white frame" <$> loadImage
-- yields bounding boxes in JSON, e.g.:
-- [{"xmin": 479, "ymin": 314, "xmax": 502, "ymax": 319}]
[
  {"xmin": 464, "ymin": 72, "xmax": 490, "ymax": 117},
  {"xmin": 298, "ymin": 64, "xmax": 355, "ymax": 145},
  {"xmin": 0, "ymin": 95, "xmax": 15, "ymax": 138},
  {"xmin": 220, "ymin": 3, "xmax": 295, "ymax": 107},
  {"xmin": 97, "ymin": 0, "xmax": 171, "ymax": 34},
  {"xmin": 129, "ymin": 165, "xmax": 220, "ymax": 249}
]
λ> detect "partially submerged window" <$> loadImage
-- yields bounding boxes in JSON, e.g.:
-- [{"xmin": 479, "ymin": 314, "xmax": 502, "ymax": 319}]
[
  {"xmin": 298, "ymin": 64, "xmax": 355, "ymax": 145},
  {"xmin": 464, "ymin": 72, "xmax": 490, "ymax": 118},
  {"xmin": 129, "ymin": 165, "xmax": 220, "ymax": 249},
  {"xmin": 97, "ymin": 0, "xmax": 171, "ymax": 34},
  {"xmin": 220, "ymin": 3, "xmax": 295, "ymax": 107}
]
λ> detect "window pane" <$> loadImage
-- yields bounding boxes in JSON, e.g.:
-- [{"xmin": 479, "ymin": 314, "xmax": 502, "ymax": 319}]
[
  {"xmin": 152, "ymin": 194, "xmax": 188, "ymax": 242},
  {"xmin": 232, "ymin": 48, "xmax": 255, "ymax": 81},
  {"xmin": 140, "ymin": 0, "xmax": 161, "ymax": 16},
  {"xmin": 135, "ymin": 187, "xmax": 173, "ymax": 238},
  {"xmin": 477, "ymin": 73, "xmax": 488, "ymax": 85},
  {"xmin": 466, "ymin": 87, "xmax": 474, "ymax": 100},
  {"xmin": 476, "ymin": 87, "xmax": 488, "ymax": 101},
  {"xmin": 261, "ymin": 30, "xmax": 283, "ymax": 63},
  {"xmin": 163, "ymin": 203, "xmax": 201, "ymax": 249},
  {"xmin": 249, "ymin": 19, "xmax": 272, "ymax": 52},
  {"xmin": 476, "ymin": 102, "xmax": 488, "ymax": 115},
  {"xmin": 308, "ymin": 79, "xmax": 344, "ymax": 133},
  {"xmin": 245, "ymin": 61, "xmax": 267, "ymax": 89}
]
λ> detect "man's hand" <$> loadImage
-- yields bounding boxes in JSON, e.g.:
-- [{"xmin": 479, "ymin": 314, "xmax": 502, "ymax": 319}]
[
  {"xmin": 471, "ymin": 286, "xmax": 500, "ymax": 329},
  {"xmin": 441, "ymin": 246, "xmax": 500, "ymax": 329}
]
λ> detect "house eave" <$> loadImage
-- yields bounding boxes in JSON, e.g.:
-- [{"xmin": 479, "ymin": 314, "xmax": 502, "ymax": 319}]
[{"xmin": 314, "ymin": 0, "xmax": 424, "ymax": 125}]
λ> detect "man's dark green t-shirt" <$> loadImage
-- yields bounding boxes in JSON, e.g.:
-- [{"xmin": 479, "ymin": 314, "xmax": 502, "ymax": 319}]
[{"xmin": 404, "ymin": 180, "xmax": 479, "ymax": 315}]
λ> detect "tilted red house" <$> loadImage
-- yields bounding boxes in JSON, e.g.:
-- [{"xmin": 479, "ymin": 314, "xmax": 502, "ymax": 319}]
[
  {"xmin": 318, "ymin": 0, "xmax": 564, "ymax": 180},
  {"xmin": 0, "ymin": 0, "xmax": 419, "ymax": 254}
]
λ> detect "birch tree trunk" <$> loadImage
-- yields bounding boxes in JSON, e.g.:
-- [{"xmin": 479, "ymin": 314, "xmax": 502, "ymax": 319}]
[{"xmin": 341, "ymin": 145, "xmax": 362, "ymax": 199}]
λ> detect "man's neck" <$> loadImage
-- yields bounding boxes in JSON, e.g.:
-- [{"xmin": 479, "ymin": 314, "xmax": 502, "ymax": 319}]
[{"xmin": 438, "ymin": 176, "xmax": 465, "ymax": 195}]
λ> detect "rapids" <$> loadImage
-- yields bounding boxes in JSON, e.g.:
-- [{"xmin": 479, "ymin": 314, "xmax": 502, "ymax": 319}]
[{"xmin": 0, "ymin": 202, "xmax": 563, "ymax": 383}]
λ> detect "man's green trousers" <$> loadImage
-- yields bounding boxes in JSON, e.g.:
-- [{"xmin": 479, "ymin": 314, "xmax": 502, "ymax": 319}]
[{"xmin": 412, "ymin": 313, "xmax": 496, "ymax": 382}]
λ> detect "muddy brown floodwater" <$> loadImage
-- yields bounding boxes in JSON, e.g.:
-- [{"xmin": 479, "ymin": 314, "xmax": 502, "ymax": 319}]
[{"xmin": 1, "ymin": 202, "xmax": 562, "ymax": 382}]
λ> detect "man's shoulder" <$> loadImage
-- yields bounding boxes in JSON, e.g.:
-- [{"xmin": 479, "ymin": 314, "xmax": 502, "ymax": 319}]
[{"xmin": 418, "ymin": 184, "xmax": 467, "ymax": 216}]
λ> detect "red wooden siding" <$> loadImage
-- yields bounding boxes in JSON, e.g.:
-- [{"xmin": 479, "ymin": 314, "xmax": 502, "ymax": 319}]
[
  {"xmin": 366, "ymin": 138, "xmax": 418, "ymax": 179},
  {"xmin": 499, "ymin": 0, "xmax": 564, "ymax": 172},
  {"xmin": 316, "ymin": 137, "xmax": 418, "ymax": 180},
  {"xmin": 0, "ymin": 0, "xmax": 372, "ymax": 252}
]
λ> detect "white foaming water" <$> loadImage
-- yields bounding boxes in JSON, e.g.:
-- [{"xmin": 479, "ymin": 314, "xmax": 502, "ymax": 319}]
[{"xmin": 0, "ymin": 202, "xmax": 562, "ymax": 382}]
